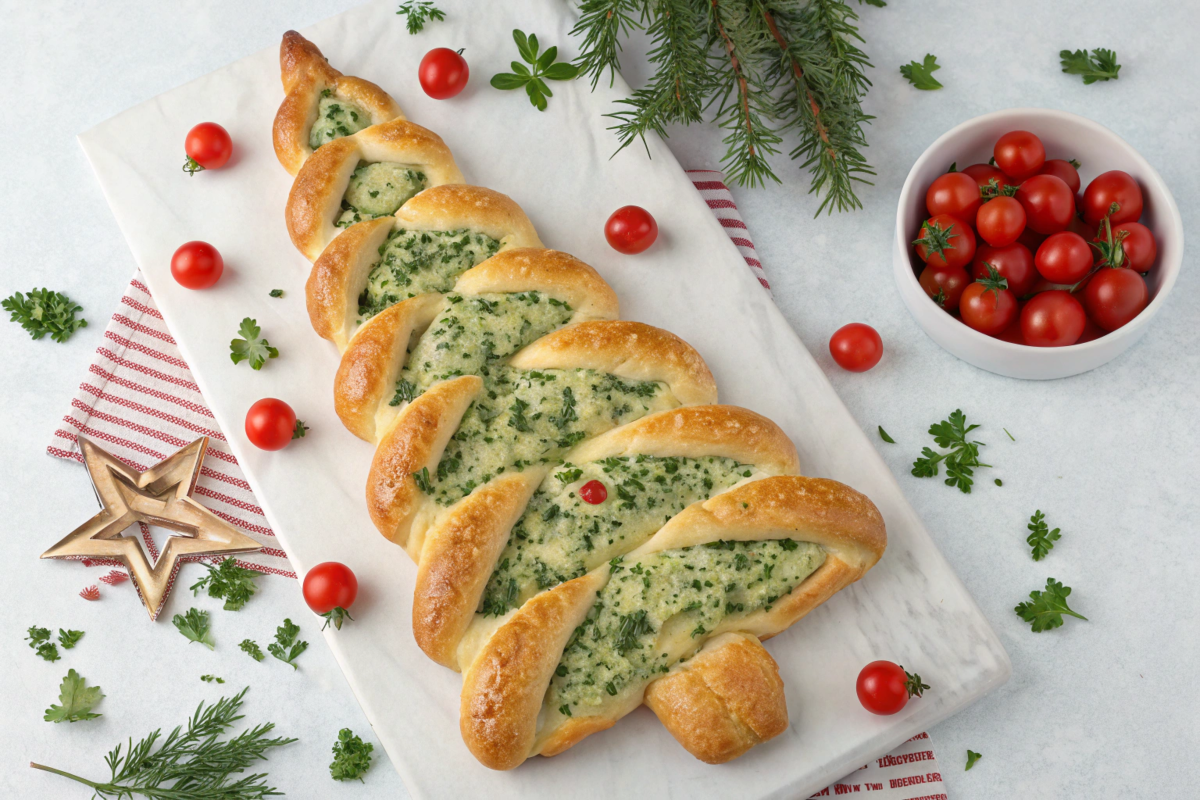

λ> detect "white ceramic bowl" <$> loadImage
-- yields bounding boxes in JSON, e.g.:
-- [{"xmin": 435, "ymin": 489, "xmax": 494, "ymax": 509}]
[{"xmin": 893, "ymin": 108, "xmax": 1183, "ymax": 380}]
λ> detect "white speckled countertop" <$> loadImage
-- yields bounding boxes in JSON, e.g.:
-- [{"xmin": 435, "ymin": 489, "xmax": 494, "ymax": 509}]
[{"xmin": 2, "ymin": 2, "xmax": 1197, "ymax": 798}]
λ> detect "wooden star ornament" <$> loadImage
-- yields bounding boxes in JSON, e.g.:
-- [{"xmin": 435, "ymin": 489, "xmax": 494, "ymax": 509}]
[{"xmin": 42, "ymin": 436, "xmax": 261, "ymax": 619}]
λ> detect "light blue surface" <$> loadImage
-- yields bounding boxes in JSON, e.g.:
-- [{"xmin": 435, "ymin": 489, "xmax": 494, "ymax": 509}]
[{"xmin": 1, "ymin": 2, "xmax": 1196, "ymax": 798}]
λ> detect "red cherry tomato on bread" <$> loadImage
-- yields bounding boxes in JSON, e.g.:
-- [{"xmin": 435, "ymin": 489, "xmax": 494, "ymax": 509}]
[
  {"xmin": 419, "ymin": 48, "xmax": 469, "ymax": 99},
  {"xmin": 960, "ymin": 280, "xmax": 1017, "ymax": 336},
  {"xmin": 918, "ymin": 265, "xmax": 970, "ymax": 312},
  {"xmin": 829, "ymin": 323, "xmax": 883, "ymax": 372},
  {"xmin": 245, "ymin": 398, "xmax": 296, "ymax": 451},
  {"xmin": 303, "ymin": 561, "xmax": 358, "ymax": 630},
  {"xmin": 1039, "ymin": 159, "xmax": 1082, "ymax": 194},
  {"xmin": 914, "ymin": 214, "xmax": 976, "ymax": 270},
  {"xmin": 1110, "ymin": 222, "xmax": 1157, "ymax": 273},
  {"xmin": 972, "ymin": 243, "xmax": 1036, "ymax": 296},
  {"xmin": 183, "ymin": 122, "xmax": 232, "ymax": 173},
  {"xmin": 1016, "ymin": 174, "xmax": 1075, "ymax": 235},
  {"xmin": 605, "ymin": 205, "xmax": 658, "ymax": 254},
  {"xmin": 975, "ymin": 196, "xmax": 1026, "ymax": 247},
  {"xmin": 925, "ymin": 172, "xmax": 982, "ymax": 225},
  {"xmin": 1082, "ymin": 170, "xmax": 1143, "ymax": 226},
  {"xmin": 856, "ymin": 661, "xmax": 922, "ymax": 716},
  {"xmin": 1035, "ymin": 232, "xmax": 1093, "ymax": 284},
  {"xmin": 579, "ymin": 480, "xmax": 608, "ymax": 505},
  {"xmin": 1020, "ymin": 290, "xmax": 1086, "ymax": 347},
  {"xmin": 993, "ymin": 130, "xmax": 1046, "ymax": 180},
  {"xmin": 1083, "ymin": 268, "xmax": 1148, "ymax": 331},
  {"xmin": 171, "ymin": 241, "xmax": 224, "ymax": 289}
]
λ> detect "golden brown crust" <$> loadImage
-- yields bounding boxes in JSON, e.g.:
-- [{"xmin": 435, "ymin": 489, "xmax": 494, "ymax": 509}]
[
  {"xmin": 644, "ymin": 633, "xmax": 788, "ymax": 764},
  {"xmin": 285, "ymin": 119, "xmax": 464, "ymax": 261},
  {"xmin": 333, "ymin": 294, "xmax": 444, "ymax": 442},
  {"xmin": 460, "ymin": 575, "xmax": 601, "ymax": 770},
  {"xmin": 392, "ymin": 185, "xmax": 542, "ymax": 248},
  {"xmin": 509, "ymin": 320, "xmax": 718, "ymax": 406},
  {"xmin": 455, "ymin": 248, "xmax": 619, "ymax": 321},
  {"xmin": 273, "ymin": 31, "xmax": 404, "ymax": 175}
]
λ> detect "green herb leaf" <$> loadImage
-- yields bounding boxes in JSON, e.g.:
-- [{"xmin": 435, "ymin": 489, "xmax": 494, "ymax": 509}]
[
  {"xmin": 58, "ymin": 629, "xmax": 84, "ymax": 650},
  {"xmin": 3, "ymin": 289, "xmax": 87, "ymax": 343},
  {"xmin": 1015, "ymin": 578, "xmax": 1087, "ymax": 632},
  {"xmin": 1026, "ymin": 510, "xmax": 1062, "ymax": 561},
  {"xmin": 229, "ymin": 317, "xmax": 279, "ymax": 370},
  {"xmin": 966, "ymin": 749, "xmax": 982, "ymax": 770},
  {"xmin": 395, "ymin": 0, "xmax": 445, "ymax": 34},
  {"xmin": 490, "ymin": 73, "xmax": 527, "ymax": 90},
  {"xmin": 878, "ymin": 426, "xmax": 896, "ymax": 444},
  {"xmin": 240, "ymin": 639, "xmax": 266, "ymax": 662},
  {"xmin": 268, "ymin": 619, "xmax": 308, "ymax": 669},
  {"xmin": 269, "ymin": 289, "xmax": 284, "ymax": 298},
  {"xmin": 492, "ymin": 29, "xmax": 579, "ymax": 111},
  {"xmin": 330, "ymin": 728, "xmax": 375, "ymax": 782},
  {"xmin": 200, "ymin": 674, "xmax": 225, "ymax": 684},
  {"xmin": 173, "ymin": 608, "xmax": 215, "ymax": 650},
  {"xmin": 910, "ymin": 410, "xmax": 992, "ymax": 493},
  {"xmin": 900, "ymin": 54, "xmax": 943, "ymax": 90},
  {"xmin": 412, "ymin": 466, "xmax": 433, "ymax": 494},
  {"xmin": 44, "ymin": 669, "xmax": 103, "ymax": 723},
  {"xmin": 27, "ymin": 626, "xmax": 60, "ymax": 662},
  {"xmin": 191, "ymin": 558, "xmax": 260, "ymax": 611},
  {"xmin": 1060, "ymin": 48, "xmax": 1121, "ymax": 85}
]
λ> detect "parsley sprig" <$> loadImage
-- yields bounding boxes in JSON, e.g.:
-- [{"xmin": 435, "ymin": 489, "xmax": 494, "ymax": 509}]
[
  {"xmin": 3, "ymin": 289, "xmax": 88, "ymax": 343},
  {"xmin": 911, "ymin": 410, "xmax": 992, "ymax": 493},
  {"xmin": 1015, "ymin": 578, "xmax": 1087, "ymax": 632},
  {"xmin": 44, "ymin": 669, "xmax": 104, "ymax": 723},
  {"xmin": 173, "ymin": 608, "xmax": 215, "ymax": 650},
  {"xmin": 900, "ymin": 54, "xmax": 942, "ymax": 90},
  {"xmin": 239, "ymin": 639, "xmax": 265, "ymax": 662},
  {"xmin": 1060, "ymin": 48, "xmax": 1121, "ymax": 85},
  {"xmin": 268, "ymin": 619, "xmax": 308, "ymax": 669},
  {"xmin": 396, "ymin": 1, "xmax": 444, "ymax": 34},
  {"xmin": 27, "ymin": 626, "xmax": 60, "ymax": 662},
  {"xmin": 1026, "ymin": 511, "xmax": 1062, "ymax": 561},
  {"xmin": 229, "ymin": 318, "xmax": 278, "ymax": 370},
  {"xmin": 490, "ymin": 30, "xmax": 580, "ymax": 111},
  {"xmin": 191, "ymin": 559, "xmax": 260, "ymax": 611},
  {"xmin": 330, "ymin": 729, "xmax": 375, "ymax": 782}
]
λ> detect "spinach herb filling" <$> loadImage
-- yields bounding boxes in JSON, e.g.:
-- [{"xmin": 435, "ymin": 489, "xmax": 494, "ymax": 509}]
[
  {"xmin": 357, "ymin": 229, "xmax": 501, "ymax": 321},
  {"xmin": 309, "ymin": 91, "xmax": 370, "ymax": 150},
  {"xmin": 547, "ymin": 539, "xmax": 825, "ymax": 717},
  {"xmin": 427, "ymin": 369, "xmax": 672, "ymax": 507},
  {"xmin": 337, "ymin": 161, "xmax": 429, "ymax": 228},
  {"xmin": 390, "ymin": 291, "xmax": 575, "ymax": 406},
  {"xmin": 479, "ymin": 456, "xmax": 755, "ymax": 616}
]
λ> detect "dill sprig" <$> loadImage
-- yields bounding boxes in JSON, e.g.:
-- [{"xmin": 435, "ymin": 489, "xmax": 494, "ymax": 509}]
[
  {"xmin": 30, "ymin": 688, "xmax": 296, "ymax": 799},
  {"xmin": 573, "ymin": 0, "xmax": 877, "ymax": 213}
]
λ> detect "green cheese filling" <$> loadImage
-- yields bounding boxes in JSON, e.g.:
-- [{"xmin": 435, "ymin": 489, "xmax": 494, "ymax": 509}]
[
  {"xmin": 309, "ymin": 92, "xmax": 370, "ymax": 150},
  {"xmin": 390, "ymin": 291, "xmax": 575, "ymax": 405},
  {"xmin": 547, "ymin": 539, "xmax": 825, "ymax": 717},
  {"xmin": 479, "ymin": 456, "xmax": 754, "ymax": 616},
  {"xmin": 358, "ymin": 229, "xmax": 501, "ymax": 321},
  {"xmin": 425, "ymin": 369, "xmax": 673, "ymax": 506},
  {"xmin": 337, "ymin": 161, "xmax": 428, "ymax": 228}
]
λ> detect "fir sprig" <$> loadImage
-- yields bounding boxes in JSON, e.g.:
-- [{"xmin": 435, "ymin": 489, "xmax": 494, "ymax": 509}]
[{"xmin": 31, "ymin": 688, "xmax": 295, "ymax": 798}]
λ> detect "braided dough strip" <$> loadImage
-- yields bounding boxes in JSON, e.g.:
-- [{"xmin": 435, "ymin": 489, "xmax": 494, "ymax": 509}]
[
  {"xmin": 273, "ymin": 31, "xmax": 404, "ymax": 175},
  {"xmin": 458, "ymin": 475, "xmax": 886, "ymax": 769},
  {"xmin": 413, "ymin": 405, "xmax": 801, "ymax": 669},
  {"xmin": 334, "ymin": 248, "xmax": 620, "ymax": 442}
]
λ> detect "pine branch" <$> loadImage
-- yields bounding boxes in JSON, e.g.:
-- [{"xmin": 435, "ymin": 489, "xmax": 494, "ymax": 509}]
[{"xmin": 572, "ymin": 0, "xmax": 645, "ymax": 88}]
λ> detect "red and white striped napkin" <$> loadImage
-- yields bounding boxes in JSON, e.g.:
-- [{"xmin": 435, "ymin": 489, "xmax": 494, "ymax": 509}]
[{"xmin": 47, "ymin": 172, "xmax": 946, "ymax": 799}]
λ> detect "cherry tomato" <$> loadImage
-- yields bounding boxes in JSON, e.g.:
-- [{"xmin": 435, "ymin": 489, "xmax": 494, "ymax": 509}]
[
  {"xmin": 1110, "ymin": 222, "xmax": 1157, "ymax": 272},
  {"xmin": 184, "ymin": 122, "xmax": 233, "ymax": 173},
  {"xmin": 1016, "ymin": 174, "xmax": 1075, "ymax": 234},
  {"xmin": 926, "ymin": 172, "xmax": 982, "ymax": 225},
  {"xmin": 975, "ymin": 196, "xmax": 1026, "ymax": 247},
  {"xmin": 605, "ymin": 205, "xmax": 658, "ymax": 254},
  {"xmin": 419, "ymin": 48, "xmax": 470, "ymax": 99},
  {"xmin": 856, "ymin": 661, "xmax": 917, "ymax": 716},
  {"xmin": 918, "ymin": 265, "xmax": 970, "ymax": 313},
  {"xmin": 1082, "ymin": 170, "xmax": 1143, "ymax": 226},
  {"xmin": 245, "ymin": 398, "xmax": 296, "ymax": 451},
  {"xmin": 960, "ymin": 280, "xmax": 1017, "ymax": 336},
  {"xmin": 303, "ymin": 561, "xmax": 358, "ymax": 630},
  {"xmin": 913, "ymin": 214, "xmax": 976, "ymax": 270},
  {"xmin": 993, "ymin": 130, "xmax": 1046, "ymax": 180},
  {"xmin": 579, "ymin": 480, "xmax": 608, "ymax": 505},
  {"xmin": 170, "ymin": 241, "xmax": 224, "ymax": 289},
  {"xmin": 1020, "ymin": 290, "xmax": 1086, "ymax": 347},
  {"xmin": 829, "ymin": 323, "xmax": 883, "ymax": 372},
  {"xmin": 1039, "ymin": 159, "xmax": 1082, "ymax": 194},
  {"xmin": 1083, "ymin": 268, "xmax": 1148, "ymax": 331},
  {"xmin": 961, "ymin": 163, "xmax": 1011, "ymax": 194},
  {"xmin": 972, "ymin": 243, "xmax": 1036, "ymax": 296},
  {"xmin": 1035, "ymin": 232, "xmax": 1093, "ymax": 284}
]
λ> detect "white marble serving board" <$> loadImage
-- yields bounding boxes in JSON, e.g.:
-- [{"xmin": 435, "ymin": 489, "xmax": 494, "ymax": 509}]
[{"xmin": 76, "ymin": 0, "xmax": 1010, "ymax": 796}]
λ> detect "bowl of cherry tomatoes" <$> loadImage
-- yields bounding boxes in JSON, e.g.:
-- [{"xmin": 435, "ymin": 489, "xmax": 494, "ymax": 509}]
[{"xmin": 893, "ymin": 108, "xmax": 1183, "ymax": 379}]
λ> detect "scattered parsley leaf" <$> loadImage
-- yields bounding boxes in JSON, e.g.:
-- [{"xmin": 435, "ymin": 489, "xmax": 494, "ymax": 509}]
[
  {"xmin": 3, "ymin": 289, "xmax": 88, "ymax": 343},
  {"xmin": 269, "ymin": 289, "xmax": 284, "ymax": 298},
  {"xmin": 966, "ymin": 750, "xmax": 982, "ymax": 770},
  {"xmin": 396, "ymin": 0, "xmax": 444, "ymax": 34},
  {"xmin": 58, "ymin": 629, "xmax": 84, "ymax": 650},
  {"xmin": 900, "ymin": 54, "xmax": 943, "ymax": 90},
  {"xmin": 1015, "ymin": 578, "xmax": 1087, "ymax": 632},
  {"xmin": 44, "ymin": 669, "xmax": 103, "ymax": 723},
  {"xmin": 1026, "ymin": 510, "xmax": 1062, "ymax": 561},
  {"xmin": 27, "ymin": 626, "xmax": 60, "ymax": 662},
  {"xmin": 901, "ymin": 666, "xmax": 930, "ymax": 698},
  {"xmin": 878, "ymin": 426, "xmax": 896, "ymax": 444},
  {"xmin": 268, "ymin": 619, "xmax": 308, "ymax": 669},
  {"xmin": 910, "ymin": 410, "xmax": 992, "ymax": 493},
  {"xmin": 191, "ymin": 559, "xmax": 260, "ymax": 611},
  {"xmin": 240, "ymin": 639, "xmax": 266, "ymax": 662},
  {"xmin": 330, "ymin": 728, "xmax": 375, "ymax": 782},
  {"xmin": 200, "ymin": 674, "xmax": 225, "ymax": 684},
  {"xmin": 173, "ymin": 607, "xmax": 215, "ymax": 650},
  {"xmin": 412, "ymin": 466, "xmax": 433, "ymax": 494},
  {"xmin": 490, "ymin": 29, "xmax": 580, "ymax": 111},
  {"xmin": 292, "ymin": 419, "xmax": 308, "ymax": 440},
  {"xmin": 229, "ymin": 317, "xmax": 279, "ymax": 370},
  {"xmin": 995, "ymin": 478, "xmax": 1003, "ymax": 487},
  {"xmin": 1060, "ymin": 48, "xmax": 1121, "ymax": 85}
]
